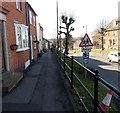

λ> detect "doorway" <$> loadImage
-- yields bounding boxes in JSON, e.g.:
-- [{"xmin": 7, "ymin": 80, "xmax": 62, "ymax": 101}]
[
  {"xmin": 0, "ymin": 20, "xmax": 6, "ymax": 72},
  {"xmin": 30, "ymin": 35, "xmax": 33, "ymax": 60}
]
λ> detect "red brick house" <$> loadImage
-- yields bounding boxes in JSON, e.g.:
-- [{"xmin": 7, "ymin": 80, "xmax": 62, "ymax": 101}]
[
  {"xmin": 0, "ymin": 1, "xmax": 40, "ymax": 92},
  {"xmin": 0, "ymin": 1, "xmax": 39, "ymax": 73},
  {"xmin": 0, "ymin": 3, "xmax": 9, "ymax": 73},
  {"xmin": 26, "ymin": 2, "xmax": 38, "ymax": 61},
  {"xmin": 1, "ymin": 1, "xmax": 30, "ymax": 72}
]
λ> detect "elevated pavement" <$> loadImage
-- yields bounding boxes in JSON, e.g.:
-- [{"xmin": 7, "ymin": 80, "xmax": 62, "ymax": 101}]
[{"xmin": 2, "ymin": 50, "xmax": 75, "ymax": 112}]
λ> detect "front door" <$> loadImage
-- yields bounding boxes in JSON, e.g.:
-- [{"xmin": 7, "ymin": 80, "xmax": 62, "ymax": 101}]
[
  {"xmin": 0, "ymin": 20, "xmax": 6, "ymax": 72},
  {"xmin": 30, "ymin": 35, "xmax": 33, "ymax": 60}
]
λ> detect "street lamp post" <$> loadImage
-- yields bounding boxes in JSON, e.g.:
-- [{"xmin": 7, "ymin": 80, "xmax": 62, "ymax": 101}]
[
  {"xmin": 60, "ymin": 15, "xmax": 75, "ymax": 54},
  {"xmin": 83, "ymin": 25, "xmax": 87, "ymax": 34}
]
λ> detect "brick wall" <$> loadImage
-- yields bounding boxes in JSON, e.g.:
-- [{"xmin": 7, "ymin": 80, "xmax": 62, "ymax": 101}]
[
  {"xmin": 2, "ymin": 2, "xmax": 30, "ymax": 71},
  {"xmin": 28, "ymin": 7, "xmax": 38, "ymax": 59}
]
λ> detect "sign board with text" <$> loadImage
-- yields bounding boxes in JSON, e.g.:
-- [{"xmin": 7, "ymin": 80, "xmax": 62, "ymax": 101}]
[{"xmin": 81, "ymin": 47, "xmax": 91, "ymax": 52}]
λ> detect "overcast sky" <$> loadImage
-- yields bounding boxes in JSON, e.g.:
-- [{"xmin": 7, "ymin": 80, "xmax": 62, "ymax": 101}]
[{"xmin": 27, "ymin": 0, "xmax": 119, "ymax": 39}]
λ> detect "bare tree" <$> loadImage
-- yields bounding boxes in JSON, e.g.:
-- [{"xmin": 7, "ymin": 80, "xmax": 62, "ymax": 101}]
[
  {"xmin": 59, "ymin": 14, "xmax": 75, "ymax": 54},
  {"xmin": 62, "ymin": 34, "xmax": 75, "ymax": 50},
  {"xmin": 96, "ymin": 18, "xmax": 109, "ymax": 50}
]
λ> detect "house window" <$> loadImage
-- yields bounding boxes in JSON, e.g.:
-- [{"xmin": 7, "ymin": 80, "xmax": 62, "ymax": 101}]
[
  {"xmin": 16, "ymin": 0, "xmax": 22, "ymax": 11},
  {"xmin": 113, "ymin": 31, "xmax": 115, "ymax": 36},
  {"xmin": 34, "ymin": 35, "xmax": 37, "ymax": 49},
  {"xmin": 29, "ymin": 10, "xmax": 32, "ymax": 24},
  {"xmin": 15, "ymin": 24, "xmax": 29, "ymax": 51},
  {"xmin": 114, "ymin": 31, "xmax": 117, "ymax": 36},
  {"xmin": 109, "ymin": 39, "xmax": 112, "ymax": 46},
  {"xmin": 113, "ymin": 39, "xmax": 116, "ymax": 45},
  {"xmin": 22, "ymin": 27, "xmax": 29, "ymax": 48},
  {"xmin": 33, "ymin": 16, "xmax": 36, "ymax": 26}
]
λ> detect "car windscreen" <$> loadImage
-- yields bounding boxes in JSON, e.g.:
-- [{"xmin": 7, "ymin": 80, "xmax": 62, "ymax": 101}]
[{"xmin": 118, "ymin": 53, "xmax": 120, "ymax": 56}]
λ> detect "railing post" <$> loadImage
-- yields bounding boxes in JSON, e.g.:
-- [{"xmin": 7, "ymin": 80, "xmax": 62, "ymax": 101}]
[
  {"xmin": 58, "ymin": 50, "xmax": 59, "ymax": 62},
  {"xmin": 60, "ymin": 50, "xmax": 61, "ymax": 65},
  {"xmin": 94, "ymin": 69, "xmax": 99, "ymax": 113},
  {"xmin": 71, "ymin": 56, "xmax": 73, "ymax": 88},
  {"xmin": 57, "ymin": 49, "xmax": 59, "ymax": 62},
  {"xmin": 64, "ymin": 52, "xmax": 65, "ymax": 71},
  {"xmin": 58, "ymin": 50, "xmax": 60, "ymax": 63}
]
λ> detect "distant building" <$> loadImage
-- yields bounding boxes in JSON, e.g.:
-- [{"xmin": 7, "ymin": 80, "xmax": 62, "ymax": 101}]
[
  {"xmin": 92, "ymin": 33, "xmax": 102, "ymax": 49},
  {"xmin": 104, "ymin": 18, "xmax": 120, "ymax": 50},
  {"xmin": 92, "ymin": 18, "xmax": 120, "ymax": 50},
  {"xmin": 73, "ymin": 37, "xmax": 83, "ymax": 49},
  {"xmin": 37, "ymin": 22, "xmax": 43, "ymax": 53},
  {"xmin": 43, "ymin": 38, "xmax": 50, "ymax": 52}
]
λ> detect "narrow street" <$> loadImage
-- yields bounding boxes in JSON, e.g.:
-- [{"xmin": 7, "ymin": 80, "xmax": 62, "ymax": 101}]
[{"xmin": 2, "ymin": 50, "xmax": 74, "ymax": 112}]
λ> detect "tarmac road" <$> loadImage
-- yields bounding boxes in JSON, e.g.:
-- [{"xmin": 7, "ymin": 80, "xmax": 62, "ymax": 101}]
[{"xmin": 69, "ymin": 52, "xmax": 120, "ymax": 90}]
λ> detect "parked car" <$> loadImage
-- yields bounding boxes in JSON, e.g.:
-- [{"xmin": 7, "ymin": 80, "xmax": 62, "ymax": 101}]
[{"xmin": 107, "ymin": 51, "xmax": 120, "ymax": 63}]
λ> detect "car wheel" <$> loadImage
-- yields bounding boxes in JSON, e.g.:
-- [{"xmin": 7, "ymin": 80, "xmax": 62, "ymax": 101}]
[
  {"xmin": 108, "ymin": 58, "xmax": 111, "ymax": 62},
  {"xmin": 118, "ymin": 60, "xmax": 120, "ymax": 64}
]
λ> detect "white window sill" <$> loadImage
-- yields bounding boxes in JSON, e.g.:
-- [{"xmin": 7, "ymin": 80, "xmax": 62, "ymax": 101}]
[
  {"xmin": 16, "ymin": 47, "xmax": 29, "ymax": 52},
  {"xmin": 16, "ymin": 8, "xmax": 23, "ymax": 13}
]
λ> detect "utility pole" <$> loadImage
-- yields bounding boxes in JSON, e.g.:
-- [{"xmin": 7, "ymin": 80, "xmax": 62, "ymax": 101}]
[
  {"xmin": 83, "ymin": 25, "xmax": 87, "ymax": 34},
  {"xmin": 56, "ymin": 0, "xmax": 59, "ymax": 51},
  {"xmin": 86, "ymin": 25, "xmax": 87, "ymax": 33},
  {"xmin": 59, "ymin": 19, "xmax": 62, "ymax": 52}
]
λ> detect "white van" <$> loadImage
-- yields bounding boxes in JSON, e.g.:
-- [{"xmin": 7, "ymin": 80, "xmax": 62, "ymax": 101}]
[{"xmin": 107, "ymin": 51, "xmax": 120, "ymax": 63}]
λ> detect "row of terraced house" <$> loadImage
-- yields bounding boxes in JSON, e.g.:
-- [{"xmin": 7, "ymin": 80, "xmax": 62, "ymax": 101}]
[
  {"xmin": 0, "ymin": 1, "xmax": 51, "ymax": 74},
  {"xmin": 0, "ymin": 1, "xmax": 52, "ymax": 91}
]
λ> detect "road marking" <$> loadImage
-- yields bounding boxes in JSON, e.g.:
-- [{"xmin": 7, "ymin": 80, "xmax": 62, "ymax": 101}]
[{"xmin": 98, "ymin": 65, "xmax": 118, "ymax": 71}]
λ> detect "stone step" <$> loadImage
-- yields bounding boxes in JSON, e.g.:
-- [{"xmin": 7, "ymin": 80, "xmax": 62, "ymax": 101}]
[
  {"xmin": 2, "ymin": 71, "xmax": 13, "ymax": 82},
  {"xmin": 0, "ymin": 72, "xmax": 23, "ymax": 92}
]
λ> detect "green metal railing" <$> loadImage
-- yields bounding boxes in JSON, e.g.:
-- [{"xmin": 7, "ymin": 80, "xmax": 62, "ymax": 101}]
[{"xmin": 55, "ymin": 50, "xmax": 120, "ymax": 113}]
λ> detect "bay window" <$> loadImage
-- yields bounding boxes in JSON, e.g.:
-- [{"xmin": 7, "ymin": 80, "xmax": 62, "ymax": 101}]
[{"xmin": 15, "ymin": 24, "xmax": 29, "ymax": 51}]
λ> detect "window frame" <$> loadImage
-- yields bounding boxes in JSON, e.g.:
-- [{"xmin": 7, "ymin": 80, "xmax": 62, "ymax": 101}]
[
  {"xmin": 33, "ymin": 16, "xmax": 35, "ymax": 26},
  {"xmin": 16, "ymin": 0, "xmax": 22, "ymax": 11},
  {"xmin": 113, "ymin": 39, "xmax": 116, "ymax": 45},
  {"xmin": 33, "ymin": 35, "xmax": 37, "ymax": 49},
  {"xmin": 29, "ymin": 10, "xmax": 33, "ymax": 24},
  {"xmin": 15, "ymin": 24, "xmax": 29, "ymax": 52}
]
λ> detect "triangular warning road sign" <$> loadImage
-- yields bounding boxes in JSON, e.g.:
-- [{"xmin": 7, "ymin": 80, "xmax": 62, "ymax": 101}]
[{"xmin": 79, "ymin": 33, "xmax": 93, "ymax": 47}]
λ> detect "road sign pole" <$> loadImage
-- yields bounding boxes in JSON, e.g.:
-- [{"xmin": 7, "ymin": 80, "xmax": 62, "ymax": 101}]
[
  {"xmin": 79, "ymin": 33, "xmax": 93, "ymax": 79},
  {"xmin": 85, "ymin": 66, "xmax": 87, "ymax": 78},
  {"xmin": 82, "ymin": 51, "xmax": 89, "ymax": 78},
  {"xmin": 85, "ymin": 51, "xmax": 87, "ymax": 79}
]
